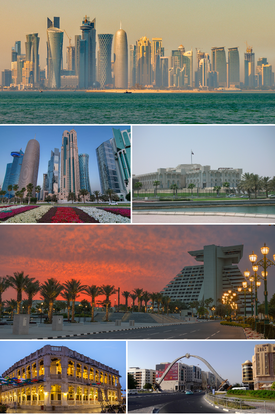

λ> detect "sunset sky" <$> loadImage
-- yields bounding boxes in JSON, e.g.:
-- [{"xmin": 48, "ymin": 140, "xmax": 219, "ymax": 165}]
[
  {"xmin": 0, "ymin": 225, "xmax": 274, "ymax": 305},
  {"xmin": 1, "ymin": 0, "xmax": 275, "ymax": 78}
]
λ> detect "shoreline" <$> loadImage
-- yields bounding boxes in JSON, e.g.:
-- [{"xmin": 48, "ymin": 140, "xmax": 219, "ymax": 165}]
[{"xmin": 1, "ymin": 89, "xmax": 275, "ymax": 94}]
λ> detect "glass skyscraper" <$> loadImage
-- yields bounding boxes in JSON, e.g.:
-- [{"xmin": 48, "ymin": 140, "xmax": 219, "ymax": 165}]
[
  {"xmin": 79, "ymin": 16, "xmax": 96, "ymax": 88},
  {"xmin": 79, "ymin": 153, "xmax": 91, "ymax": 193},
  {"xmin": 47, "ymin": 148, "xmax": 60, "ymax": 194},
  {"xmin": 228, "ymin": 47, "xmax": 240, "ymax": 86},
  {"xmin": 114, "ymin": 27, "xmax": 128, "ymax": 88},
  {"xmin": 211, "ymin": 47, "xmax": 226, "ymax": 87},
  {"xmin": 18, "ymin": 139, "xmax": 40, "ymax": 196},
  {"xmin": 96, "ymin": 140, "xmax": 121, "ymax": 195},
  {"xmin": 136, "ymin": 37, "xmax": 151, "ymax": 86},
  {"xmin": 2, "ymin": 150, "xmax": 24, "ymax": 197},
  {"xmin": 98, "ymin": 34, "xmax": 113, "ymax": 87},
  {"xmin": 47, "ymin": 27, "xmax": 64, "ymax": 88},
  {"xmin": 60, "ymin": 129, "xmax": 80, "ymax": 198},
  {"xmin": 244, "ymin": 47, "xmax": 255, "ymax": 87},
  {"xmin": 129, "ymin": 44, "xmax": 137, "ymax": 87}
]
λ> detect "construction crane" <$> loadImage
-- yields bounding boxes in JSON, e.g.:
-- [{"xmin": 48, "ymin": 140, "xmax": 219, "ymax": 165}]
[
  {"xmin": 64, "ymin": 29, "xmax": 72, "ymax": 47},
  {"xmin": 246, "ymin": 41, "xmax": 253, "ymax": 53}
]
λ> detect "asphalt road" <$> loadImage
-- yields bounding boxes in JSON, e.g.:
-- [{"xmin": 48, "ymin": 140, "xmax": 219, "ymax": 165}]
[
  {"xmin": 79, "ymin": 321, "xmax": 245, "ymax": 339},
  {"xmin": 128, "ymin": 392, "xmax": 223, "ymax": 413}
]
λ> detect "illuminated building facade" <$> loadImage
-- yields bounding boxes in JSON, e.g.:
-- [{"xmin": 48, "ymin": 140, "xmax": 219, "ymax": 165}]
[
  {"xmin": 0, "ymin": 345, "xmax": 121, "ymax": 411},
  {"xmin": 136, "ymin": 37, "xmax": 152, "ymax": 86}
]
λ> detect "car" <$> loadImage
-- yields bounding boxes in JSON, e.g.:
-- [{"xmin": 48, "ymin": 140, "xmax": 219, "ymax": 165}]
[{"xmin": 185, "ymin": 390, "xmax": 194, "ymax": 395}]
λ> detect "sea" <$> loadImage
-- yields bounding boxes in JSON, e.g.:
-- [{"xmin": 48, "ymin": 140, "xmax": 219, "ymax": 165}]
[{"xmin": 0, "ymin": 91, "xmax": 275, "ymax": 124}]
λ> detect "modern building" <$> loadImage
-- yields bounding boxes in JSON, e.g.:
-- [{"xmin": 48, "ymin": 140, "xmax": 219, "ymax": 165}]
[
  {"xmin": 2, "ymin": 150, "xmax": 24, "ymax": 197},
  {"xmin": 18, "ymin": 138, "xmax": 40, "ymax": 196},
  {"xmin": 136, "ymin": 37, "xmax": 152, "ymax": 86},
  {"xmin": 228, "ymin": 47, "xmax": 240, "ymax": 87},
  {"xmin": 2, "ymin": 69, "xmax": 12, "ymax": 87},
  {"xmin": 47, "ymin": 27, "xmax": 64, "ymax": 88},
  {"xmin": 244, "ymin": 46, "xmax": 255, "ymax": 88},
  {"xmin": 151, "ymin": 38, "xmax": 164, "ymax": 85},
  {"xmin": 79, "ymin": 153, "xmax": 91, "ymax": 194},
  {"xmin": 114, "ymin": 27, "xmax": 128, "ymax": 88},
  {"xmin": 24, "ymin": 33, "xmax": 40, "ymax": 84},
  {"xmin": 155, "ymin": 362, "xmax": 202, "ymax": 391},
  {"xmin": 96, "ymin": 140, "xmax": 121, "ymax": 196},
  {"xmin": 97, "ymin": 34, "xmax": 113, "ymax": 88},
  {"xmin": 211, "ymin": 47, "xmax": 226, "ymax": 87},
  {"xmin": 60, "ymin": 129, "xmax": 80, "ymax": 199},
  {"xmin": 242, "ymin": 360, "xmax": 253, "ymax": 387},
  {"xmin": 46, "ymin": 17, "xmax": 60, "ymax": 88},
  {"xmin": 129, "ymin": 44, "xmax": 137, "ymax": 87},
  {"xmin": 79, "ymin": 16, "xmax": 96, "ymax": 88},
  {"xmin": 252, "ymin": 344, "xmax": 275, "ymax": 390},
  {"xmin": 169, "ymin": 46, "xmax": 193, "ymax": 88},
  {"xmin": 0, "ymin": 344, "xmax": 122, "ymax": 411},
  {"xmin": 262, "ymin": 64, "xmax": 273, "ymax": 87},
  {"xmin": 128, "ymin": 367, "xmax": 155, "ymax": 390},
  {"xmin": 110, "ymin": 128, "xmax": 131, "ymax": 196},
  {"xmin": 161, "ymin": 244, "xmax": 247, "ymax": 313},
  {"xmin": 46, "ymin": 148, "xmax": 60, "ymax": 194}
]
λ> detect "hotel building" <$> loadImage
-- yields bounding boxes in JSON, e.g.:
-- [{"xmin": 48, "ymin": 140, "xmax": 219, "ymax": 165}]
[{"xmin": 252, "ymin": 344, "xmax": 275, "ymax": 390}]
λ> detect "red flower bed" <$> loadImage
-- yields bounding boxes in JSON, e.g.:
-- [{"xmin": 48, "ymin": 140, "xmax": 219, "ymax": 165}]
[
  {"xmin": 38, "ymin": 207, "xmax": 100, "ymax": 224},
  {"xmin": 0, "ymin": 206, "xmax": 39, "ymax": 222},
  {"xmin": 51, "ymin": 207, "xmax": 84, "ymax": 223},
  {"xmin": 100, "ymin": 208, "xmax": 131, "ymax": 219},
  {"xmin": 0, "ymin": 205, "xmax": 13, "ymax": 209}
]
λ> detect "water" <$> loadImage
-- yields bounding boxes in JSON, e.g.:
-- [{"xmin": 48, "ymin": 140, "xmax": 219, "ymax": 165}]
[
  {"xmin": 1, "ymin": 91, "xmax": 275, "ymax": 124},
  {"xmin": 153, "ymin": 206, "xmax": 275, "ymax": 214}
]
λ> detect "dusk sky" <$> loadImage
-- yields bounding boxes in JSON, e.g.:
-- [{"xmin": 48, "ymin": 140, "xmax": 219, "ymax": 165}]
[
  {"xmin": 0, "ymin": 340, "xmax": 126, "ymax": 389},
  {"xmin": 0, "ymin": 125, "xmax": 129, "ymax": 191},
  {"xmin": 1, "ymin": 0, "xmax": 275, "ymax": 79},
  {"xmin": 0, "ymin": 225, "xmax": 274, "ymax": 305},
  {"xmin": 128, "ymin": 340, "xmax": 274, "ymax": 385},
  {"xmin": 133, "ymin": 126, "xmax": 275, "ymax": 177}
]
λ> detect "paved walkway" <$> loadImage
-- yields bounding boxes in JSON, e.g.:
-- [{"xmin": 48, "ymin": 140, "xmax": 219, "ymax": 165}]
[{"xmin": 132, "ymin": 213, "xmax": 274, "ymax": 224}]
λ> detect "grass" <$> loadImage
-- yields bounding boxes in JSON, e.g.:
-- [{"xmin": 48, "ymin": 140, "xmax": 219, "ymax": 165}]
[{"xmin": 133, "ymin": 194, "xmax": 268, "ymax": 202}]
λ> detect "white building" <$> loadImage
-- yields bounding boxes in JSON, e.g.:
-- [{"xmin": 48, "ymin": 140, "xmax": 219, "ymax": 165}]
[{"xmin": 128, "ymin": 367, "xmax": 155, "ymax": 390}]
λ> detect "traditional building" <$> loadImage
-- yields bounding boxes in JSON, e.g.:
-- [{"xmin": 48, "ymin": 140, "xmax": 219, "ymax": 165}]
[
  {"xmin": 0, "ymin": 345, "xmax": 122, "ymax": 411},
  {"xmin": 252, "ymin": 344, "xmax": 275, "ymax": 390}
]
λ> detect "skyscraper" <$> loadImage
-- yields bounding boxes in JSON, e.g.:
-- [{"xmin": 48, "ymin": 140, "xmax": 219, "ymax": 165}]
[
  {"xmin": 228, "ymin": 47, "xmax": 240, "ymax": 86},
  {"xmin": 110, "ymin": 128, "xmax": 131, "ymax": 196},
  {"xmin": 47, "ymin": 148, "xmax": 60, "ymax": 194},
  {"xmin": 79, "ymin": 154, "xmax": 91, "ymax": 193},
  {"xmin": 151, "ymin": 38, "xmax": 164, "ymax": 85},
  {"xmin": 114, "ymin": 27, "xmax": 128, "ymax": 88},
  {"xmin": 129, "ymin": 44, "xmax": 137, "ymax": 87},
  {"xmin": 199, "ymin": 54, "xmax": 210, "ymax": 87},
  {"xmin": 136, "ymin": 36, "xmax": 151, "ymax": 86},
  {"xmin": 47, "ymin": 27, "xmax": 64, "ymax": 88},
  {"xmin": 60, "ymin": 129, "xmax": 80, "ymax": 198},
  {"xmin": 98, "ymin": 34, "xmax": 113, "ymax": 87},
  {"xmin": 96, "ymin": 140, "xmax": 121, "ymax": 195},
  {"xmin": 244, "ymin": 46, "xmax": 255, "ymax": 87},
  {"xmin": 211, "ymin": 47, "xmax": 226, "ymax": 87},
  {"xmin": 24, "ymin": 33, "xmax": 40, "ymax": 84},
  {"xmin": 2, "ymin": 150, "xmax": 24, "ymax": 197},
  {"xmin": 79, "ymin": 16, "xmax": 96, "ymax": 88},
  {"xmin": 18, "ymin": 138, "xmax": 40, "ymax": 196}
]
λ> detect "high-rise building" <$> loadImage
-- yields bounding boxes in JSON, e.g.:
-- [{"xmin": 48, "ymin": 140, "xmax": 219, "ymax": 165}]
[
  {"xmin": 151, "ymin": 38, "xmax": 164, "ymax": 85},
  {"xmin": 24, "ymin": 33, "xmax": 40, "ymax": 84},
  {"xmin": 79, "ymin": 16, "xmax": 96, "ymax": 88},
  {"xmin": 114, "ymin": 27, "xmax": 128, "ymax": 88},
  {"xmin": 60, "ymin": 129, "xmax": 80, "ymax": 198},
  {"xmin": 47, "ymin": 27, "xmax": 64, "ymax": 88},
  {"xmin": 18, "ymin": 139, "xmax": 40, "ymax": 196},
  {"xmin": 2, "ymin": 150, "xmax": 24, "ymax": 197},
  {"xmin": 160, "ymin": 244, "xmax": 247, "ymax": 314},
  {"xmin": 110, "ymin": 128, "xmax": 131, "ymax": 196},
  {"xmin": 1, "ymin": 70, "xmax": 12, "ymax": 87},
  {"xmin": 96, "ymin": 140, "xmax": 121, "ymax": 195},
  {"xmin": 199, "ymin": 54, "xmax": 210, "ymax": 87},
  {"xmin": 97, "ymin": 34, "xmax": 113, "ymax": 87},
  {"xmin": 160, "ymin": 57, "xmax": 169, "ymax": 87},
  {"xmin": 79, "ymin": 153, "xmax": 91, "ymax": 193},
  {"xmin": 262, "ymin": 64, "xmax": 273, "ymax": 87},
  {"xmin": 74, "ymin": 35, "xmax": 81, "ymax": 79},
  {"xmin": 211, "ymin": 47, "xmax": 226, "ymax": 87},
  {"xmin": 170, "ymin": 46, "xmax": 193, "ymax": 87},
  {"xmin": 256, "ymin": 57, "xmax": 268, "ymax": 86},
  {"xmin": 47, "ymin": 148, "xmax": 60, "ymax": 194},
  {"xmin": 136, "ymin": 37, "xmax": 151, "ymax": 86},
  {"xmin": 252, "ymin": 344, "xmax": 275, "ymax": 390},
  {"xmin": 244, "ymin": 46, "xmax": 255, "ymax": 87},
  {"xmin": 128, "ymin": 367, "xmax": 156, "ymax": 390},
  {"xmin": 66, "ymin": 45, "xmax": 75, "ymax": 72},
  {"xmin": 228, "ymin": 47, "xmax": 240, "ymax": 86},
  {"xmin": 129, "ymin": 44, "xmax": 137, "ymax": 87}
]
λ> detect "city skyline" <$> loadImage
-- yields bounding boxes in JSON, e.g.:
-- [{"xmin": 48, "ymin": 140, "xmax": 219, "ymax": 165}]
[
  {"xmin": 1, "ymin": 0, "xmax": 275, "ymax": 81},
  {"xmin": 132, "ymin": 126, "xmax": 275, "ymax": 178},
  {"xmin": 128, "ymin": 340, "xmax": 274, "ymax": 386},
  {"xmin": 0, "ymin": 125, "xmax": 129, "ymax": 193},
  {"xmin": 0, "ymin": 225, "xmax": 274, "ymax": 306}
]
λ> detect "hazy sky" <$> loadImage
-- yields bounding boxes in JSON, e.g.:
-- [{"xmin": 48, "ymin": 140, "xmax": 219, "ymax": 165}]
[
  {"xmin": 132, "ymin": 126, "xmax": 275, "ymax": 177},
  {"xmin": 0, "ymin": 125, "xmax": 129, "ymax": 191},
  {"xmin": 1, "ymin": 0, "xmax": 275, "ymax": 79},
  {"xmin": 0, "ymin": 225, "xmax": 274, "ymax": 305},
  {"xmin": 128, "ymin": 340, "xmax": 274, "ymax": 385},
  {"xmin": 0, "ymin": 340, "xmax": 126, "ymax": 389}
]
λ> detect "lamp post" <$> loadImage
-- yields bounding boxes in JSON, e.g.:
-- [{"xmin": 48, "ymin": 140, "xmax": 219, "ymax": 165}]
[
  {"xmin": 250, "ymin": 265, "xmax": 262, "ymax": 321},
  {"xmin": 211, "ymin": 306, "xmax": 216, "ymax": 319},
  {"xmin": 249, "ymin": 243, "xmax": 275, "ymax": 333},
  {"xmin": 244, "ymin": 269, "xmax": 254, "ymax": 317},
  {"xmin": 238, "ymin": 281, "xmax": 248, "ymax": 319}
]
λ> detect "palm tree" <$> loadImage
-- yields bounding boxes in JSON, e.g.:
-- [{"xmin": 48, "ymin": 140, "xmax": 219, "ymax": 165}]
[
  {"xmin": 19, "ymin": 188, "xmax": 26, "ymax": 204},
  {"xmin": 122, "ymin": 291, "xmax": 130, "ymax": 311},
  {"xmin": 133, "ymin": 288, "xmax": 143, "ymax": 312},
  {"xmin": 24, "ymin": 280, "xmax": 40, "ymax": 314},
  {"xmin": 134, "ymin": 182, "xmax": 142, "ymax": 197},
  {"xmin": 79, "ymin": 189, "xmax": 88, "ymax": 203},
  {"xmin": 213, "ymin": 185, "xmax": 221, "ymax": 196},
  {"xmin": 142, "ymin": 291, "xmax": 151, "ymax": 313},
  {"xmin": 0, "ymin": 277, "xmax": 11, "ymax": 319},
  {"xmin": 153, "ymin": 180, "xmax": 160, "ymax": 195},
  {"xmin": 261, "ymin": 176, "xmax": 271, "ymax": 198},
  {"xmin": 84, "ymin": 285, "xmax": 101, "ymax": 322},
  {"xmin": 7, "ymin": 184, "xmax": 13, "ymax": 201},
  {"xmin": 26, "ymin": 183, "xmax": 34, "ymax": 204},
  {"xmin": 129, "ymin": 293, "xmax": 137, "ymax": 312},
  {"xmin": 61, "ymin": 290, "xmax": 72, "ymax": 321},
  {"xmin": 94, "ymin": 191, "xmax": 100, "ymax": 203},
  {"xmin": 223, "ymin": 182, "xmax": 230, "ymax": 194},
  {"xmin": 13, "ymin": 184, "xmax": 19, "ymax": 203},
  {"xmin": 188, "ymin": 183, "xmax": 195, "ymax": 196},
  {"xmin": 106, "ymin": 189, "xmax": 115, "ymax": 203},
  {"xmin": 68, "ymin": 192, "xmax": 76, "ymax": 203},
  {"xmin": 240, "ymin": 173, "xmax": 253, "ymax": 199},
  {"xmin": 250, "ymin": 174, "xmax": 262, "ymax": 199},
  {"xmin": 40, "ymin": 278, "xmax": 64, "ymax": 323},
  {"xmin": 204, "ymin": 298, "xmax": 214, "ymax": 317},
  {"xmin": 63, "ymin": 279, "xmax": 87, "ymax": 323},
  {"xmin": 156, "ymin": 293, "xmax": 163, "ymax": 314},
  {"xmin": 8, "ymin": 272, "xmax": 34, "ymax": 314},
  {"xmin": 35, "ymin": 185, "xmax": 41, "ymax": 200},
  {"xmin": 150, "ymin": 293, "xmax": 158, "ymax": 312},
  {"xmin": 100, "ymin": 285, "xmax": 117, "ymax": 321},
  {"xmin": 170, "ymin": 183, "xmax": 178, "ymax": 197},
  {"xmin": 5, "ymin": 299, "xmax": 17, "ymax": 320},
  {"xmin": 0, "ymin": 189, "xmax": 6, "ymax": 203}
]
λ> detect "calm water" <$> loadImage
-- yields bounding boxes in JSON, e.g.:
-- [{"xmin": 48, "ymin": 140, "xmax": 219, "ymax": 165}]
[
  {"xmin": 153, "ymin": 206, "xmax": 275, "ymax": 214},
  {"xmin": 0, "ymin": 91, "xmax": 275, "ymax": 124}
]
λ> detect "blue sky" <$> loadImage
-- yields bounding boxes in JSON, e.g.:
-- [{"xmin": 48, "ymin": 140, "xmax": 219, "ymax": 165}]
[
  {"xmin": 0, "ymin": 125, "xmax": 130, "ymax": 192},
  {"xmin": 128, "ymin": 340, "xmax": 274, "ymax": 385},
  {"xmin": 0, "ymin": 340, "xmax": 126, "ymax": 389}
]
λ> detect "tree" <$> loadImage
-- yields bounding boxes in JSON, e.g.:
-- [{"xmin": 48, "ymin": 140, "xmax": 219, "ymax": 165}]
[
  {"xmin": 122, "ymin": 291, "xmax": 130, "ymax": 311},
  {"xmin": 223, "ymin": 182, "xmax": 230, "ymax": 194},
  {"xmin": 84, "ymin": 285, "xmax": 101, "ymax": 322},
  {"xmin": 35, "ymin": 185, "xmax": 41, "ymax": 200},
  {"xmin": 94, "ymin": 191, "xmax": 100, "ymax": 203},
  {"xmin": 89, "ymin": 194, "xmax": 95, "ymax": 202},
  {"xmin": 150, "ymin": 293, "xmax": 158, "ymax": 312},
  {"xmin": 250, "ymin": 174, "xmax": 262, "ymax": 199},
  {"xmin": 68, "ymin": 192, "xmax": 76, "ymax": 203},
  {"xmin": 106, "ymin": 189, "xmax": 115, "ymax": 203},
  {"xmin": 13, "ymin": 184, "xmax": 19, "ymax": 203},
  {"xmin": 8, "ymin": 271, "xmax": 34, "ymax": 314},
  {"xmin": 153, "ymin": 181, "xmax": 160, "ymax": 195},
  {"xmin": 213, "ymin": 186, "xmax": 221, "ymax": 196},
  {"xmin": 24, "ymin": 280, "xmax": 40, "ymax": 314},
  {"xmin": 134, "ymin": 182, "xmax": 142, "ymax": 197},
  {"xmin": 189, "ymin": 300, "xmax": 200, "ymax": 316},
  {"xmin": 142, "ymin": 291, "xmax": 151, "ymax": 313},
  {"xmin": 0, "ymin": 277, "xmax": 11, "ymax": 319},
  {"xmin": 205, "ymin": 298, "xmax": 214, "ymax": 315},
  {"xmin": 79, "ymin": 188, "xmax": 88, "ymax": 203},
  {"xmin": 156, "ymin": 293, "xmax": 163, "ymax": 314},
  {"xmin": 128, "ymin": 373, "xmax": 138, "ymax": 389},
  {"xmin": 143, "ymin": 383, "xmax": 152, "ymax": 390},
  {"xmin": 100, "ymin": 285, "xmax": 117, "ymax": 321},
  {"xmin": 133, "ymin": 288, "xmax": 143, "ymax": 312},
  {"xmin": 261, "ymin": 176, "xmax": 271, "ymax": 198},
  {"xmin": 240, "ymin": 173, "xmax": 253, "ymax": 199},
  {"xmin": 40, "ymin": 278, "xmax": 64, "ymax": 323},
  {"xmin": 63, "ymin": 279, "xmax": 87, "ymax": 323},
  {"xmin": 5, "ymin": 299, "xmax": 17, "ymax": 320},
  {"xmin": 170, "ymin": 183, "xmax": 178, "ymax": 197},
  {"xmin": 0, "ymin": 190, "xmax": 6, "ymax": 202},
  {"xmin": 26, "ymin": 183, "xmax": 34, "ymax": 204},
  {"xmin": 130, "ymin": 293, "xmax": 137, "ymax": 312},
  {"xmin": 61, "ymin": 290, "xmax": 72, "ymax": 321},
  {"xmin": 188, "ymin": 183, "xmax": 195, "ymax": 196}
]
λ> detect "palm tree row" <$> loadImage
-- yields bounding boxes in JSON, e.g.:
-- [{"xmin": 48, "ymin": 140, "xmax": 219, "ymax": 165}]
[
  {"xmin": 0, "ymin": 184, "xmax": 41, "ymax": 204},
  {"xmin": 238, "ymin": 173, "xmax": 275, "ymax": 199}
]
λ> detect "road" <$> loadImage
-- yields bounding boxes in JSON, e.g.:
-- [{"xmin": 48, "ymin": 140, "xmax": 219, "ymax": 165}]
[
  {"xmin": 128, "ymin": 392, "xmax": 223, "ymax": 413},
  {"xmin": 79, "ymin": 321, "xmax": 245, "ymax": 339}
]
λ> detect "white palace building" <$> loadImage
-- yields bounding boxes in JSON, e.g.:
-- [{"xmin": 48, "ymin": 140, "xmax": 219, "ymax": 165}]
[{"xmin": 0, "ymin": 345, "xmax": 122, "ymax": 411}]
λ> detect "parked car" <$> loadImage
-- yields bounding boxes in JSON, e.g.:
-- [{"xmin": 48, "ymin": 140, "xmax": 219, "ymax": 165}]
[{"xmin": 185, "ymin": 390, "xmax": 193, "ymax": 395}]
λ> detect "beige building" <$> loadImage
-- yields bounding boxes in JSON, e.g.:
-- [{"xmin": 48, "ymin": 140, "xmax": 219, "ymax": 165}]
[
  {"xmin": 128, "ymin": 367, "xmax": 155, "ymax": 390},
  {"xmin": 60, "ymin": 129, "xmax": 80, "ymax": 199},
  {"xmin": 252, "ymin": 344, "xmax": 275, "ymax": 390},
  {"xmin": 0, "ymin": 345, "xmax": 121, "ymax": 411}
]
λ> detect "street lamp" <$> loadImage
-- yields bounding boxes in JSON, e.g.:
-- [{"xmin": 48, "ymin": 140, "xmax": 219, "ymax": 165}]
[
  {"xmin": 249, "ymin": 243, "xmax": 275, "ymax": 332},
  {"xmin": 238, "ymin": 281, "xmax": 248, "ymax": 319}
]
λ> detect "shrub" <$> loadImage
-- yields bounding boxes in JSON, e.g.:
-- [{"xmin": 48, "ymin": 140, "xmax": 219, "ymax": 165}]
[
  {"xmin": 30, "ymin": 197, "xmax": 37, "ymax": 204},
  {"xmin": 126, "ymin": 192, "xmax": 131, "ymax": 201}
]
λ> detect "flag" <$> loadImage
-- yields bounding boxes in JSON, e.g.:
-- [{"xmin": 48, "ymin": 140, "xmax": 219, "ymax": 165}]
[{"xmin": 191, "ymin": 151, "xmax": 194, "ymax": 155}]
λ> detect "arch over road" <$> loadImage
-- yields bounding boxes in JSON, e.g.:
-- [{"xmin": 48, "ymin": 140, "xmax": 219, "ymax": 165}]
[{"xmin": 156, "ymin": 353, "xmax": 225, "ymax": 387}]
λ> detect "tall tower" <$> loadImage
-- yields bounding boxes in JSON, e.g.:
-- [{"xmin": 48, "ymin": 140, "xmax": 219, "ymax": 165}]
[
  {"xmin": 2, "ymin": 150, "xmax": 24, "ymax": 197},
  {"xmin": 136, "ymin": 36, "xmax": 151, "ymax": 86},
  {"xmin": 114, "ymin": 26, "xmax": 128, "ymax": 88},
  {"xmin": 46, "ymin": 17, "xmax": 60, "ymax": 88},
  {"xmin": 47, "ymin": 27, "xmax": 64, "ymax": 88},
  {"xmin": 79, "ymin": 154, "xmax": 91, "ymax": 193},
  {"xmin": 79, "ymin": 16, "xmax": 96, "ymax": 88},
  {"xmin": 18, "ymin": 139, "xmax": 40, "ymax": 196},
  {"xmin": 47, "ymin": 148, "xmax": 60, "ymax": 194},
  {"xmin": 244, "ymin": 45, "xmax": 255, "ymax": 87},
  {"xmin": 24, "ymin": 33, "xmax": 40, "ymax": 84},
  {"xmin": 60, "ymin": 130, "xmax": 80, "ymax": 198},
  {"xmin": 98, "ymin": 34, "xmax": 113, "ymax": 87},
  {"xmin": 228, "ymin": 47, "xmax": 240, "ymax": 86},
  {"xmin": 129, "ymin": 44, "xmax": 136, "ymax": 87},
  {"xmin": 96, "ymin": 140, "xmax": 121, "ymax": 195},
  {"xmin": 110, "ymin": 128, "xmax": 131, "ymax": 197},
  {"xmin": 211, "ymin": 47, "xmax": 226, "ymax": 87}
]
